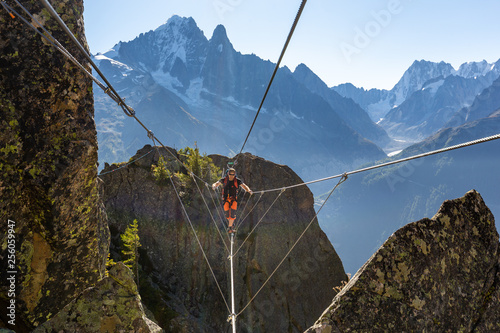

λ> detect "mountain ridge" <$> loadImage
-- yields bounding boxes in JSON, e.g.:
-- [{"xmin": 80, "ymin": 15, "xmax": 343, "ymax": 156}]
[
  {"xmin": 94, "ymin": 15, "xmax": 387, "ymax": 183},
  {"xmin": 333, "ymin": 58, "xmax": 500, "ymax": 124}
]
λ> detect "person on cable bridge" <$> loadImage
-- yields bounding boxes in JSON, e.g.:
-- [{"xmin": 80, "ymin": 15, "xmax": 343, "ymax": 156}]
[{"xmin": 212, "ymin": 168, "xmax": 253, "ymax": 234}]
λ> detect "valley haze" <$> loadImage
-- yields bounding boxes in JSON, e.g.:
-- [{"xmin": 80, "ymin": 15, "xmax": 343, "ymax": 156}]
[{"xmin": 92, "ymin": 15, "xmax": 500, "ymax": 275}]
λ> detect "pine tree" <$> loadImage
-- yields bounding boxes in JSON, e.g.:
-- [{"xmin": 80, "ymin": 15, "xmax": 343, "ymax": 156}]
[
  {"xmin": 178, "ymin": 143, "xmax": 220, "ymax": 185},
  {"xmin": 120, "ymin": 219, "xmax": 141, "ymax": 284}
]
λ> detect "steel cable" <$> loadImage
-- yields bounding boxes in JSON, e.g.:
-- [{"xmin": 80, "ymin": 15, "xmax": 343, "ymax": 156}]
[
  {"xmin": 236, "ymin": 174, "xmax": 347, "ymax": 317},
  {"xmin": 238, "ymin": 0, "xmax": 308, "ymax": 156}
]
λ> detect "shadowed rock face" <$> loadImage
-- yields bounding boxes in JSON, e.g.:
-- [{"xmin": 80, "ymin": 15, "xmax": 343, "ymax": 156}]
[
  {"xmin": 100, "ymin": 145, "xmax": 347, "ymax": 332},
  {"xmin": 0, "ymin": 0, "xmax": 110, "ymax": 329},
  {"xmin": 306, "ymin": 190, "xmax": 500, "ymax": 332}
]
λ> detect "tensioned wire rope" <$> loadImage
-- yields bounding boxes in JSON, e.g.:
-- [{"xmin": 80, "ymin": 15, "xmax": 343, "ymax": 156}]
[
  {"xmin": 10, "ymin": 0, "xmax": 233, "ymax": 314},
  {"xmin": 8, "ymin": 0, "xmax": 500, "ymax": 197},
  {"xmin": 149, "ymin": 140, "xmax": 231, "ymax": 255},
  {"xmin": 7, "ymin": 0, "xmax": 214, "ymax": 189},
  {"xmin": 251, "ymin": 133, "xmax": 500, "ymax": 194},
  {"xmin": 234, "ymin": 191, "xmax": 264, "ymax": 231},
  {"xmin": 99, "ymin": 148, "xmax": 154, "ymax": 176},
  {"xmin": 233, "ymin": 189, "xmax": 284, "ymax": 257},
  {"xmin": 10, "ymin": 0, "xmax": 500, "ymax": 319},
  {"xmin": 1, "ymin": 0, "xmax": 113, "ymax": 98},
  {"xmin": 150, "ymin": 140, "xmax": 232, "ymax": 313},
  {"xmin": 235, "ymin": 173, "xmax": 348, "ymax": 318},
  {"xmin": 237, "ymin": 0, "xmax": 308, "ymax": 157}
]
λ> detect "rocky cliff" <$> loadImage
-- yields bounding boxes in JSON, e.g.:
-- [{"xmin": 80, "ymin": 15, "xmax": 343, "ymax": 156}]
[
  {"xmin": 33, "ymin": 262, "xmax": 161, "ymax": 333},
  {"xmin": 306, "ymin": 190, "xmax": 500, "ymax": 332},
  {"xmin": 0, "ymin": 1, "xmax": 157, "ymax": 331},
  {"xmin": 100, "ymin": 145, "xmax": 347, "ymax": 332}
]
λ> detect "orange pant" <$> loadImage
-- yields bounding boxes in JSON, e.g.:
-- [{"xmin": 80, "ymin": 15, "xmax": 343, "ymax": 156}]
[{"xmin": 224, "ymin": 198, "xmax": 237, "ymax": 223}]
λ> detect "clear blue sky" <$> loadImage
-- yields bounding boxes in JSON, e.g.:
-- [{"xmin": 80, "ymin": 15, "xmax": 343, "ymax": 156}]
[{"xmin": 84, "ymin": 0, "xmax": 500, "ymax": 90}]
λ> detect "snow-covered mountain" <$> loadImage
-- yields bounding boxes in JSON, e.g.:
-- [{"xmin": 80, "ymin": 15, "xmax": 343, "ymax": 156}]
[
  {"xmin": 91, "ymin": 15, "xmax": 500, "ymax": 278},
  {"xmin": 94, "ymin": 16, "xmax": 386, "ymax": 182},
  {"xmin": 391, "ymin": 60, "xmax": 456, "ymax": 108},
  {"xmin": 326, "ymin": 83, "xmax": 500, "ymax": 273},
  {"xmin": 333, "ymin": 59, "xmax": 500, "ymax": 124},
  {"xmin": 333, "ymin": 59, "xmax": 500, "ymax": 145},
  {"xmin": 456, "ymin": 59, "xmax": 499, "ymax": 79},
  {"xmin": 379, "ymin": 73, "xmax": 498, "ymax": 141}
]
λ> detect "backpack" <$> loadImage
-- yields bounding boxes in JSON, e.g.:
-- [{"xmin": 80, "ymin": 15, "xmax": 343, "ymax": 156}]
[{"xmin": 222, "ymin": 176, "xmax": 239, "ymax": 200}]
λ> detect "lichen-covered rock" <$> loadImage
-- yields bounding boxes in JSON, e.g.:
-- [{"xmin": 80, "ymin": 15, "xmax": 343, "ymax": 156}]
[
  {"xmin": 100, "ymin": 146, "xmax": 347, "ymax": 332},
  {"xmin": 0, "ymin": 0, "xmax": 109, "ymax": 329},
  {"xmin": 306, "ymin": 190, "xmax": 500, "ymax": 332},
  {"xmin": 33, "ymin": 262, "xmax": 162, "ymax": 333}
]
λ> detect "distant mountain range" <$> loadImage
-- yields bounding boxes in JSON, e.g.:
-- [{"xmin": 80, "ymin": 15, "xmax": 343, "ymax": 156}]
[
  {"xmin": 333, "ymin": 59, "xmax": 500, "ymax": 143},
  {"xmin": 93, "ymin": 15, "xmax": 500, "ymax": 274},
  {"xmin": 326, "ymin": 76, "xmax": 500, "ymax": 273},
  {"xmin": 94, "ymin": 16, "xmax": 387, "ymax": 182}
]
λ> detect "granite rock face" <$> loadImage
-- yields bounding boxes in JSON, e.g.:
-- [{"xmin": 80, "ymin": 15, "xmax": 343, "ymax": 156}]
[
  {"xmin": 33, "ymin": 262, "xmax": 161, "ymax": 333},
  {"xmin": 306, "ymin": 190, "xmax": 500, "ymax": 332},
  {"xmin": 100, "ymin": 145, "xmax": 347, "ymax": 332},
  {"xmin": 0, "ymin": 0, "xmax": 110, "ymax": 329}
]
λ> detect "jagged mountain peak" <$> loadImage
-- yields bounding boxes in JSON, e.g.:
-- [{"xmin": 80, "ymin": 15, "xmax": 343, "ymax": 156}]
[
  {"xmin": 211, "ymin": 24, "xmax": 228, "ymax": 40},
  {"xmin": 390, "ymin": 59, "xmax": 455, "ymax": 107},
  {"xmin": 294, "ymin": 62, "xmax": 312, "ymax": 73},
  {"xmin": 293, "ymin": 63, "xmax": 328, "ymax": 89},
  {"xmin": 397, "ymin": 59, "xmax": 455, "ymax": 83},
  {"xmin": 152, "ymin": 15, "xmax": 205, "ymax": 53},
  {"xmin": 456, "ymin": 58, "xmax": 500, "ymax": 78},
  {"xmin": 155, "ymin": 15, "xmax": 198, "ymax": 34},
  {"xmin": 110, "ymin": 15, "xmax": 208, "ymax": 90},
  {"xmin": 410, "ymin": 59, "xmax": 451, "ymax": 67},
  {"xmin": 208, "ymin": 24, "xmax": 234, "ymax": 53}
]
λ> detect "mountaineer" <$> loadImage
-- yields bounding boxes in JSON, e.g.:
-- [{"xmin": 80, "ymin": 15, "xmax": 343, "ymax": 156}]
[{"xmin": 212, "ymin": 168, "xmax": 252, "ymax": 233}]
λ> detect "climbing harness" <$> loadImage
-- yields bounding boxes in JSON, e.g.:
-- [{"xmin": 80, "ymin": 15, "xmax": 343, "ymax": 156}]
[{"xmin": 222, "ymin": 176, "xmax": 239, "ymax": 201}]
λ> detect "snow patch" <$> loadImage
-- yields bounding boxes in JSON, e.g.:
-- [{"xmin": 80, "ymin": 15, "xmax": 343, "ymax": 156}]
[
  {"xmin": 387, "ymin": 150, "xmax": 402, "ymax": 157},
  {"xmin": 218, "ymin": 44, "xmax": 223, "ymax": 53},
  {"xmin": 102, "ymin": 43, "xmax": 121, "ymax": 58},
  {"xmin": 151, "ymin": 69, "xmax": 183, "ymax": 90},
  {"xmin": 153, "ymin": 17, "xmax": 189, "ymax": 67},
  {"xmin": 94, "ymin": 54, "xmax": 133, "ymax": 73},
  {"xmin": 422, "ymin": 79, "xmax": 444, "ymax": 95},
  {"xmin": 185, "ymin": 77, "xmax": 204, "ymax": 102},
  {"xmin": 173, "ymin": 47, "xmax": 187, "ymax": 64}
]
